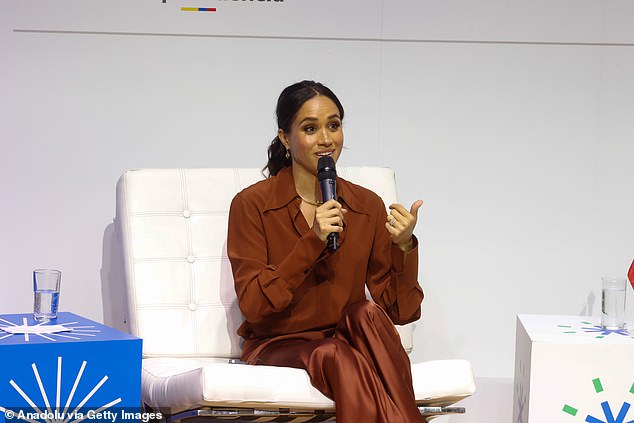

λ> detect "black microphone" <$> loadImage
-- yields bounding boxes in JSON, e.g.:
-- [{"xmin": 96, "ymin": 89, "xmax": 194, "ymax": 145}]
[{"xmin": 317, "ymin": 156, "xmax": 338, "ymax": 251}]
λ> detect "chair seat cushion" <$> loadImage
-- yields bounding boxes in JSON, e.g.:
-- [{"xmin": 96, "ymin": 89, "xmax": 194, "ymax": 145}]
[
  {"xmin": 142, "ymin": 358, "xmax": 475, "ymax": 413},
  {"xmin": 411, "ymin": 359, "xmax": 476, "ymax": 407}
]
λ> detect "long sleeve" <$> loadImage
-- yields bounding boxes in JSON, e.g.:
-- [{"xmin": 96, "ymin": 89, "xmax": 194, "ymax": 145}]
[
  {"xmin": 365, "ymin": 198, "xmax": 424, "ymax": 325},
  {"xmin": 227, "ymin": 192, "xmax": 326, "ymax": 325}
]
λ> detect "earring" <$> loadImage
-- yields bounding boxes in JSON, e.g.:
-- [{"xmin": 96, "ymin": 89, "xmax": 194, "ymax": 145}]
[{"xmin": 285, "ymin": 149, "xmax": 290, "ymax": 159}]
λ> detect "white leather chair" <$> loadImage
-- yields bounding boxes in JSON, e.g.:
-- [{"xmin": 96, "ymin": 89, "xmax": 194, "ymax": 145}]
[{"xmin": 115, "ymin": 167, "xmax": 476, "ymax": 422}]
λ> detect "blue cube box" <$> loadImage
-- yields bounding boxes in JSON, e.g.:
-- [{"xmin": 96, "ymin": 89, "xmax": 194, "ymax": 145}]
[{"xmin": 0, "ymin": 312, "xmax": 142, "ymax": 423}]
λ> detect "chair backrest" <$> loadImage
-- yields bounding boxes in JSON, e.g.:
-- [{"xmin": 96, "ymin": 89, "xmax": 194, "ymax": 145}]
[{"xmin": 115, "ymin": 167, "xmax": 413, "ymax": 358}]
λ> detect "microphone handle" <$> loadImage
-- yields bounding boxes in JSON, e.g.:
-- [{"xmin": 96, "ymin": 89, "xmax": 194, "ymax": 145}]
[
  {"xmin": 327, "ymin": 233, "xmax": 338, "ymax": 251},
  {"xmin": 320, "ymin": 178, "xmax": 338, "ymax": 251}
]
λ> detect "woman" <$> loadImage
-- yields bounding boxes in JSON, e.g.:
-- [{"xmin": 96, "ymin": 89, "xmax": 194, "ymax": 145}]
[{"xmin": 227, "ymin": 80, "xmax": 425, "ymax": 423}]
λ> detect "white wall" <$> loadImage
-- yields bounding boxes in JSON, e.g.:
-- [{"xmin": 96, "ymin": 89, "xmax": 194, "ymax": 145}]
[{"xmin": 1, "ymin": 1, "xmax": 633, "ymax": 421}]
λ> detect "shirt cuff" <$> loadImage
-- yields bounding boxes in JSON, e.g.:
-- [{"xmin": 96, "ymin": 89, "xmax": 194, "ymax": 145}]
[{"xmin": 391, "ymin": 235, "xmax": 418, "ymax": 274}]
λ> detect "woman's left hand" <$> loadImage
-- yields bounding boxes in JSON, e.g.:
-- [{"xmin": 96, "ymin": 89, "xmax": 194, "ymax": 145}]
[{"xmin": 385, "ymin": 200, "xmax": 423, "ymax": 252}]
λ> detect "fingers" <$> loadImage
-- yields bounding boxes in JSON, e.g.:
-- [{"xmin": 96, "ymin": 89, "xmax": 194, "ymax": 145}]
[
  {"xmin": 316, "ymin": 217, "xmax": 345, "ymax": 235},
  {"xmin": 386, "ymin": 200, "xmax": 423, "ymax": 251},
  {"xmin": 387, "ymin": 199, "xmax": 423, "ymax": 227},
  {"xmin": 388, "ymin": 203, "xmax": 409, "ymax": 215},
  {"xmin": 384, "ymin": 220, "xmax": 399, "ymax": 236},
  {"xmin": 317, "ymin": 209, "xmax": 345, "ymax": 227},
  {"xmin": 313, "ymin": 199, "xmax": 346, "ymax": 241},
  {"xmin": 317, "ymin": 199, "xmax": 346, "ymax": 221},
  {"xmin": 321, "ymin": 199, "xmax": 343, "ymax": 210},
  {"xmin": 409, "ymin": 199, "xmax": 423, "ymax": 216}
]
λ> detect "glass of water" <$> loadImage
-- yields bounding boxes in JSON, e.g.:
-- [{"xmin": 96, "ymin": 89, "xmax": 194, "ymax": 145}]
[
  {"xmin": 601, "ymin": 276, "xmax": 626, "ymax": 330},
  {"xmin": 33, "ymin": 269, "xmax": 61, "ymax": 322}
]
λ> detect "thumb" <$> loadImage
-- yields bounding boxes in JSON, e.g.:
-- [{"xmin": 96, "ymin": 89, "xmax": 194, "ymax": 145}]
[{"xmin": 410, "ymin": 199, "xmax": 423, "ymax": 217}]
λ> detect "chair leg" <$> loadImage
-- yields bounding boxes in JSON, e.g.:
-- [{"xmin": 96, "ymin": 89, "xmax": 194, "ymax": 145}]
[{"xmin": 419, "ymin": 406, "xmax": 466, "ymax": 421}]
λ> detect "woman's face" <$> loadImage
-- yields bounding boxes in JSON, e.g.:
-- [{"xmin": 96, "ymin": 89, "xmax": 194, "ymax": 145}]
[{"xmin": 279, "ymin": 95, "xmax": 344, "ymax": 177}]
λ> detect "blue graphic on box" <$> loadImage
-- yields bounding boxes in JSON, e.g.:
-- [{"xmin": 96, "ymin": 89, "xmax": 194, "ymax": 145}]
[
  {"xmin": 581, "ymin": 325, "xmax": 630, "ymax": 337},
  {"xmin": 585, "ymin": 401, "xmax": 633, "ymax": 423},
  {"xmin": 0, "ymin": 313, "xmax": 142, "ymax": 423},
  {"xmin": 557, "ymin": 320, "xmax": 633, "ymax": 339}
]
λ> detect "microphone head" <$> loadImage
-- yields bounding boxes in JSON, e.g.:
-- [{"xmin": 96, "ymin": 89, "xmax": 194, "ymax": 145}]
[{"xmin": 317, "ymin": 156, "xmax": 337, "ymax": 181}]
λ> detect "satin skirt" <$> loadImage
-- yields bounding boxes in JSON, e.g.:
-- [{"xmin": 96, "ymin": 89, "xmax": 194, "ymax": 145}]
[{"xmin": 244, "ymin": 300, "xmax": 424, "ymax": 423}]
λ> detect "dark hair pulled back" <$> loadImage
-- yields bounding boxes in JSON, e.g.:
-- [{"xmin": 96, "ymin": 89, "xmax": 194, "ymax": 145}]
[{"xmin": 264, "ymin": 80, "xmax": 345, "ymax": 177}]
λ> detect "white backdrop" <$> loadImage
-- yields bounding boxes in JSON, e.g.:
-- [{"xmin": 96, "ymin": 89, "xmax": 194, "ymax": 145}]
[{"xmin": 1, "ymin": 1, "xmax": 633, "ymax": 421}]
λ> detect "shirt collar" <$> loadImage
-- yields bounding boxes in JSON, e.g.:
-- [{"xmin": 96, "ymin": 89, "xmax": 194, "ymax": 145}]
[
  {"xmin": 263, "ymin": 166, "xmax": 299, "ymax": 211},
  {"xmin": 263, "ymin": 165, "xmax": 369, "ymax": 215}
]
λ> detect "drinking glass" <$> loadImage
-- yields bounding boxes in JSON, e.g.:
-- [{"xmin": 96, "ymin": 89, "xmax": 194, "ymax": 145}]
[
  {"xmin": 601, "ymin": 276, "xmax": 626, "ymax": 330},
  {"xmin": 33, "ymin": 269, "xmax": 61, "ymax": 322}
]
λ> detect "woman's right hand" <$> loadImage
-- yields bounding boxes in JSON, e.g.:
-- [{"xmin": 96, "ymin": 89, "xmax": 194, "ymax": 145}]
[{"xmin": 313, "ymin": 199, "xmax": 347, "ymax": 242}]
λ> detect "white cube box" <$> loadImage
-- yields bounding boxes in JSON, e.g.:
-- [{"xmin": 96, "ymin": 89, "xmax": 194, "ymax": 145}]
[{"xmin": 513, "ymin": 314, "xmax": 634, "ymax": 423}]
